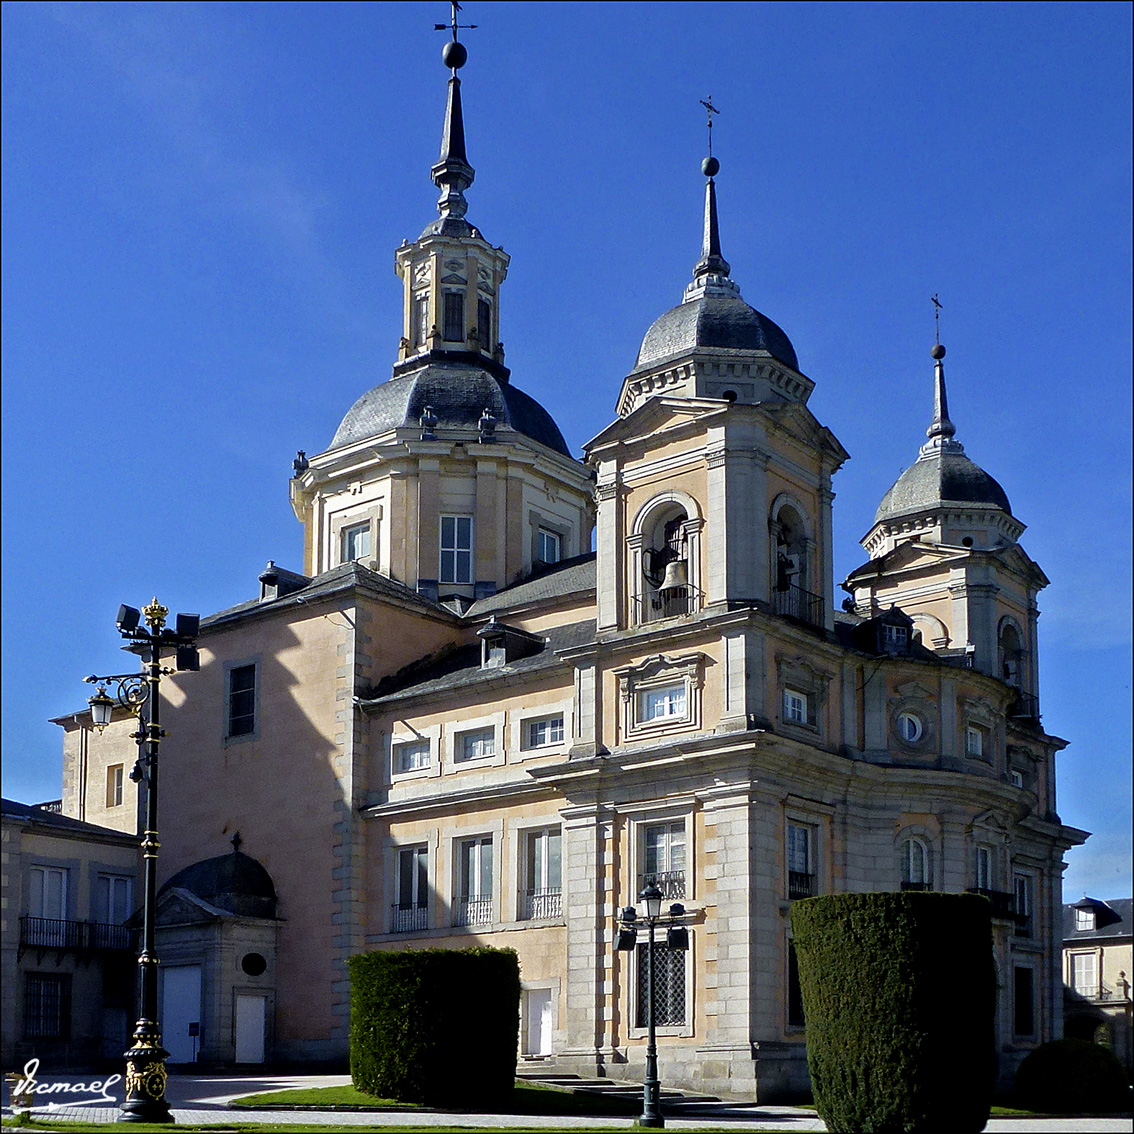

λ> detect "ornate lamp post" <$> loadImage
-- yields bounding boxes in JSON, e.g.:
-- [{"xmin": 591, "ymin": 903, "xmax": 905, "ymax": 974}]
[
  {"xmin": 85, "ymin": 599, "xmax": 198, "ymax": 1124},
  {"xmin": 615, "ymin": 884, "xmax": 689, "ymax": 1129}
]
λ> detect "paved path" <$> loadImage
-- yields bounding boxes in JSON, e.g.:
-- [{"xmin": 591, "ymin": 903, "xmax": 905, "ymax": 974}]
[{"xmin": 3, "ymin": 1072, "xmax": 1131, "ymax": 1131}]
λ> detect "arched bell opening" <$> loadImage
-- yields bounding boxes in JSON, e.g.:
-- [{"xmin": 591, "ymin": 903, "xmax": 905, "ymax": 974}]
[
  {"xmin": 627, "ymin": 494, "xmax": 704, "ymax": 626},
  {"xmin": 770, "ymin": 497, "xmax": 818, "ymax": 624}
]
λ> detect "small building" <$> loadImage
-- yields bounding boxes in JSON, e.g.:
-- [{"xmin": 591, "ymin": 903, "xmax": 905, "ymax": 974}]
[{"xmin": 1063, "ymin": 897, "xmax": 1132, "ymax": 1073}]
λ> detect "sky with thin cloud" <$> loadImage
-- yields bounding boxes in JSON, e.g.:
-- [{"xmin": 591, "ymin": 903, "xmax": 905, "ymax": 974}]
[{"xmin": 2, "ymin": 1, "xmax": 1130, "ymax": 901}]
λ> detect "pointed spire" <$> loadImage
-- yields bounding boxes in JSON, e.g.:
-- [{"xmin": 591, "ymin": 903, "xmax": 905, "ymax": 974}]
[
  {"xmin": 919, "ymin": 342, "xmax": 965, "ymax": 459},
  {"xmin": 431, "ymin": 23, "xmax": 475, "ymax": 219},
  {"xmin": 694, "ymin": 168, "xmax": 731, "ymax": 280}
]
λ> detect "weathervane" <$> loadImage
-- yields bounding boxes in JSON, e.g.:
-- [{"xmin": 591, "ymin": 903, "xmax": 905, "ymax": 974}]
[
  {"xmin": 699, "ymin": 95, "xmax": 720, "ymax": 158},
  {"xmin": 435, "ymin": 0, "xmax": 476, "ymax": 41},
  {"xmin": 931, "ymin": 292, "xmax": 943, "ymax": 346}
]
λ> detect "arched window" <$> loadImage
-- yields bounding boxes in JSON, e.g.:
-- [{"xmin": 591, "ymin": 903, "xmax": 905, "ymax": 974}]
[
  {"xmin": 901, "ymin": 837, "xmax": 931, "ymax": 891},
  {"xmin": 640, "ymin": 505, "xmax": 692, "ymax": 621},
  {"xmin": 773, "ymin": 503, "xmax": 808, "ymax": 593},
  {"xmin": 999, "ymin": 621, "xmax": 1024, "ymax": 687}
]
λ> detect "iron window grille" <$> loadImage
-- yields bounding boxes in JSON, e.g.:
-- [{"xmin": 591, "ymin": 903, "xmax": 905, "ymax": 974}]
[
  {"xmin": 635, "ymin": 941, "xmax": 686, "ymax": 1028},
  {"xmin": 24, "ymin": 973, "xmax": 71, "ymax": 1040}
]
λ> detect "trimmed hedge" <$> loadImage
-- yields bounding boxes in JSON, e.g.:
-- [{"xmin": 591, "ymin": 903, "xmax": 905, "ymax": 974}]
[
  {"xmin": 349, "ymin": 946, "xmax": 521, "ymax": 1106},
  {"xmin": 791, "ymin": 892, "xmax": 996, "ymax": 1134},
  {"xmin": 1015, "ymin": 1038, "xmax": 1132, "ymax": 1113}
]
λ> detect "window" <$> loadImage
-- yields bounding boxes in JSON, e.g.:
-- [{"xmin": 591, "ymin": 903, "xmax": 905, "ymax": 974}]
[
  {"xmin": 639, "ymin": 684, "xmax": 687, "ymax": 723},
  {"xmin": 897, "ymin": 712, "xmax": 923, "ymax": 743},
  {"xmin": 1013, "ymin": 874, "xmax": 1032, "ymax": 937},
  {"xmin": 96, "ymin": 874, "xmax": 134, "ymax": 924},
  {"xmin": 24, "ymin": 973, "xmax": 71, "ymax": 1040},
  {"xmin": 341, "ymin": 522, "xmax": 371, "ymax": 562},
  {"xmin": 525, "ymin": 715, "xmax": 564, "ymax": 749},
  {"xmin": 1071, "ymin": 952, "xmax": 1098, "ymax": 996},
  {"xmin": 455, "ymin": 836, "xmax": 493, "ymax": 927},
  {"xmin": 443, "ymin": 291, "xmax": 465, "ymax": 341},
  {"xmin": 901, "ymin": 838, "xmax": 930, "ymax": 890},
  {"xmin": 28, "ymin": 865, "xmax": 67, "ymax": 920},
  {"xmin": 882, "ymin": 623, "xmax": 909, "ymax": 652},
  {"xmin": 974, "ymin": 845, "xmax": 992, "ymax": 891},
  {"xmin": 413, "ymin": 294, "xmax": 429, "ymax": 347},
  {"xmin": 635, "ymin": 941, "xmax": 686, "ymax": 1027},
  {"xmin": 787, "ymin": 823, "xmax": 815, "ymax": 899},
  {"xmin": 537, "ymin": 528, "xmax": 561, "ymax": 564},
  {"xmin": 477, "ymin": 298, "xmax": 491, "ymax": 346},
  {"xmin": 523, "ymin": 828, "xmax": 562, "ymax": 919},
  {"xmin": 106, "ymin": 764, "xmax": 124, "ymax": 808},
  {"xmin": 1075, "ymin": 907, "xmax": 1096, "ymax": 932},
  {"xmin": 1014, "ymin": 967, "xmax": 1035, "ymax": 1036},
  {"xmin": 787, "ymin": 941, "xmax": 806, "ymax": 1027},
  {"xmin": 440, "ymin": 515, "xmax": 473, "ymax": 584},
  {"xmin": 641, "ymin": 821, "xmax": 686, "ymax": 899},
  {"xmin": 783, "ymin": 690, "xmax": 808, "ymax": 725},
  {"xmin": 393, "ymin": 845, "xmax": 428, "ymax": 933},
  {"xmin": 227, "ymin": 664, "xmax": 256, "ymax": 739},
  {"xmin": 1010, "ymin": 769, "xmax": 1025, "ymax": 788},
  {"xmin": 456, "ymin": 727, "xmax": 495, "ymax": 763},
  {"xmin": 966, "ymin": 725, "xmax": 986, "ymax": 758},
  {"xmin": 394, "ymin": 740, "xmax": 430, "ymax": 773}
]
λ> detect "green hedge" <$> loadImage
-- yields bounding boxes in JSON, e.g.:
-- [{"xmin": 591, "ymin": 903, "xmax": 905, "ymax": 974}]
[
  {"xmin": 791, "ymin": 892, "xmax": 996, "ymax": 1134},
  {"xmin": 349, "ymin": 946, "xmax": 521, "ymax": 1106},
  {"xmin": 1015, "ymin": 1038, "xmax": 1131, "ymax": 1113}
]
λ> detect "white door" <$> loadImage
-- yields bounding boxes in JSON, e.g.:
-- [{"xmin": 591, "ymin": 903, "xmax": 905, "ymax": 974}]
[
  {"xmin": 161, "ymin": 965, "xmax": 202, "ymax": 1063},
  {"xmin": 524, "ymin": 988, "xmax": 553, "ymax": 1055},
  {"xmin": 235, "ymin": 994, "xmax": 266, "ymax": 1063}
]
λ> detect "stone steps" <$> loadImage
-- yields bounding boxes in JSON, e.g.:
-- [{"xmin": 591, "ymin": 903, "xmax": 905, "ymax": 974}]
[{"xmin": 516, "ymin": 1070, "xmax": 722, "ymax": 1105}]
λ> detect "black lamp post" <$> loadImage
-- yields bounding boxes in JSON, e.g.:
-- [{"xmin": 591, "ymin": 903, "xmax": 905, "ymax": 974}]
[
  {"xmin": 615, "ymin": 884, "xmax": 689, "ymax": 1129},
  {"xmin": 85, "ymin": 599, "xmax": 198, "ymax": 1124}
]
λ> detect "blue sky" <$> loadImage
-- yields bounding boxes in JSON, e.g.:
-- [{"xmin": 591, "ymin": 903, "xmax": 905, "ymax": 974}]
[{"xmin": 2, "ymin": 2, "xmax": 1130, "ymax": 901}]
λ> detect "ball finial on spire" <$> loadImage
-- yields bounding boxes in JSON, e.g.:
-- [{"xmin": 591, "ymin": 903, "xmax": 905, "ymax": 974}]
[
  {"xmin": 702, "ymin": 155, "xmax": 720, "ymax": 177},
  {"xmin": 931, "ymin": 342, "xmax": 946, "ymax": 360},
  {"xmin": 442, "ymin": 39, "xmax": 467, "ymax": 70}
]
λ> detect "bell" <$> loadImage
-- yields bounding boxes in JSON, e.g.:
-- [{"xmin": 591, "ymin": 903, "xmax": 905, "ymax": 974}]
[{"xmin": 659, "ymin": 558, "xmax": 688, "ymax": 592}]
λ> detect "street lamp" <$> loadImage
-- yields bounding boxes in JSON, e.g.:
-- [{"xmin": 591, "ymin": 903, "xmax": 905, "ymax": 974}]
[
  {"xmin": 615, "ymin": 884, "xmax": 688, "ymax": 1129},
  {"xmin": 84, "ymin": 599, "xmax": 198, "ymax": 1124}
]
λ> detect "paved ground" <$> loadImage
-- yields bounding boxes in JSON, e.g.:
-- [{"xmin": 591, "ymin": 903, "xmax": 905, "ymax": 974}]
[{"xmin": 3, "ymin": 1072, "xmax": 1131, "ymax": 1131}]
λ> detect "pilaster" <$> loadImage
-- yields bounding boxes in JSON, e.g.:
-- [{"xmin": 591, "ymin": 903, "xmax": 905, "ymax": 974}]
[{"xmin": 595, "ymin": 479, "xmax": 623, "ymax": 631}]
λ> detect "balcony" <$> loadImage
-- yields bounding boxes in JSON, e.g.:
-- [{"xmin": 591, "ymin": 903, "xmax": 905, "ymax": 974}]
[
  {"xmin": 1008, "ymin": 690, "xmax": 1041, "ymax": 723},
  {"xmin": 452, "ymin": 896, "xmax": 492, "ymax": 928},
  {"xmin": 633, "ymin": 584, "xmax": 703, "ymax": 625},
  {"xmin": 637, "ymin": 871, "xmax": 686, "ymax": 901},
  {"xmin": 773, "ymin": 584, "xmax": 825, "ymax": 629},
  {"xmin": 19, "ymin": 917, "xmax": 135, "ymax": 953},
  {"xmin": 788, "ymin": 871, "xmax": 816, "ymax": 900},
  {"xmin": 390, "ymin": 905, "xmax": 429, "ymax": 934},
  {"xmin": 966, "ymin": 887, "xmax": 1028, "ymax": 923},
  {"xmin": 901, "ymin": 881, "xmax": 934, "ymax": 892},
  {"xmin": 521, "ymin": 888, "xmax": 562, "ymax": 921}
]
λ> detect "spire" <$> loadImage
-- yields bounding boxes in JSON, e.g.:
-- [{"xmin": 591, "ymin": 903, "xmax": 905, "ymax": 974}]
[
  {"xmin": 684, "ymin": 97, "xmax": 740, "ymax": 302},
  {"xmin": 919, "ymin": 342, "xmax": 965, "ymax": 459},
  {"xmin": 431, "ymin": 5, "xmax": 476, "ymax": 219}
]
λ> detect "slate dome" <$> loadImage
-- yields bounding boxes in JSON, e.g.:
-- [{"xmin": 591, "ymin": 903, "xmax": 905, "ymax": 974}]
[
  {"xmin": 330, "ymin": 361, "xmax": 570, "ymax": 456},
  {"xmin": 634, "ymin": 292, "xmax": 799, "ymax": 373},
  {"xmin": 875, "ymin": 450, "xmax": 1012, "ymax": 524},
  {"xmin": 159, "ymin": 850, "xmax": 278, "ymax": 919}
]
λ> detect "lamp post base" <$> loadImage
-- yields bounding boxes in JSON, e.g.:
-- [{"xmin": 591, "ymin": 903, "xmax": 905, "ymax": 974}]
[{"xmin": 121, "ymin": 1029, "xmax": 174, "ymax": 1124}]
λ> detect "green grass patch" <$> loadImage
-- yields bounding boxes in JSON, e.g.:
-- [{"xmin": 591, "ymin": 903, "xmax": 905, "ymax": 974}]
[
  {"xmin": 1, "ymin": 1121, "xmax": 787, "ymax": 1134},
  {"xmin": 231, "ymin": 1083, "xmax": 407, "ymax": 1108}
]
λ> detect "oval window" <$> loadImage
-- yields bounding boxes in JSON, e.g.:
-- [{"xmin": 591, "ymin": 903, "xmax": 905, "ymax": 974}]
[
  {"xmin": 897, "ymin": 712, "xmax": 923, "ymax": 743},
  {"xmin": 241, "ymin": 952, "xmax": 267, "ymax": 976}
]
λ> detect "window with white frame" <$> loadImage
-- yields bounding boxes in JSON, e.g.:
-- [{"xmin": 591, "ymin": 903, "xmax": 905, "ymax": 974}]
[
  {"xmin": 96, "ymin": 874, "xmax": 134, "ymax": 925},
  {"xmin": 787, "ymin": 822, "xmax": 816, "ymax": 899},
  {"xmin": 896, "ymin": 712, "xmax": 923, "ymax": 743},
  {"xmin": 901, "ymin": 837, "xmax": 931, "ymax": 890},
  {"xmin": 783, "ymin": 689, "xmax": 808, "ymax": 725},
  {"xmin": 106, "ymin": 764, "xmax": 124, "ymax": 808},
  {"xmin": 392, "ymin": 845, "xmax": 429, "ymax": 933},
  {"xmin": 1075, "ymin": 907, "xmax": 1095, "ymax": 932},
  {"xmin": 1013, "ymin": 874, "xmax": 1033, "ymax": 937},
  {"xmin": 413, "ymin": 293, "xmax": 429, "ymax": 347},
  {"xmin": 641, "ymin": 821, "xmax": 687, "ymax": 899},
  {"xmin": 1010, "ymin": 769, "xmax": 1025, "ymax": 788},
  {"xmin": 974, "ymin": 845, "xmax": 993, "ymax": 891},
  {"xmin": 28, "ymin": 866, "xmax": 67, "ymax": 920},
  {"xmin": 639, "ymin": 683, "xmax": 687, "ymax": 723},
  {"xmin": 635, "ymin": 940, "xmax": 686, "ymax": 1027},
  {"xmin": 341, "ymin": 522, "xmax": 371, "ymax": 563},
  {"xmin": 440, "ymin": 515, "xmax": 473, "ymax": 584},
  {"xmin": 882, "ymin": 623, "xmax": 909, "ymax": 652},
  {"xmin": 1071, "ymin": 952, "xmax": 1098, "ymax": 997},
  {"xmin": 616, "ymin": 654, "xmax": 703, "ymax": 738},
  {"xmin": 537, "ymin": 527, "xmax": 561, "ymax": 564},
  {"xmin": 394, "ymin": 739, "xmax": 430, "ymax": 774},
  {"xmin": 454, "ymin": 836, "xmax": 493, "ymax": 927},
  {"xmin": 522, "ymin": 828, "xmax": 562, "ymax": 920},
  {"xmin": 966, "ymin": 725, "xmax": 987, "ymax": 758},
  {"xmin": 524, "ymin": 715, "xmax": 564, "ymax": 750},
  {"xmin": 456, "ymin": 727, "xmax": 495, "ymax": 763}
]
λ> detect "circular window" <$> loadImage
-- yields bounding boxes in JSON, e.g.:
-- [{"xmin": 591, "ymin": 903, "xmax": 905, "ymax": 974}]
[
  {"xmin": 897, "ymin": 712, "xmax": 923, "ymax": 743},
  {"xmin": 241, "ymin": 952, "xmax": 267, "ymax": 976}
]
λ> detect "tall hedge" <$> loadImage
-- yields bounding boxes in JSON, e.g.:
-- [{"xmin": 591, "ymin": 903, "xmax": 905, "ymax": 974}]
[
  {"xmin": 791, "ymin": 892, "xmax": 996, "ymax": 1134},
  {"xmin": 349, "ymin": 947, "xmax": 521, "ymax": 1107}
]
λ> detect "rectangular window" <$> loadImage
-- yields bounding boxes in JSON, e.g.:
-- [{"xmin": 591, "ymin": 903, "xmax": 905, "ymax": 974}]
[
  {"xmin": 456, "ymin": 727, "xmax": 495, "ymax": 762},
  {"xmin": 227, "ymin": 664, "xmax": 256, "ymax": 739},
  {"xmin": 635, "ymin": 941, "xmax": 686, "ymax": 1027},
  {"xmin": 1071, "ymin": 952, "xmax": 1098, "ymax": 996},
  {"xmin": 787, "ymin": 941, "xmax": 806, "ymax": 1027},
  {"xmin": 477, "ymin": 298, "xmax": 491, "ymax": 346},
  {"xmin": 394, "ymin": 739, "xmax": 430, "ymax": 773},
  {"xmin": 1014, "ymin": 967, "xmax": 1036, "ymax": 1036},
  {"xmin": 440, "ymin": 515, "xmax": 473, "ymax": 584},
  {"xmin": 1010, "ymin": 769, "xmax": 1025, "ymax": 788},
  {"xmin": 393, "ymin": 845, "xmax": 428, "ymax": 933},
  {"xmin": 443, "ymin": 291, "xmax": 465, "ymax": 342},
  {"xmin": 413, "ymin": 294, "xmax": 429, "ymax": 347},
  {"xmin": 642, "ymin": 821, "xmax": 687, "ymax": 899},
  {"xmin": 106, "ymin": 764, "xmax": 124, "ymax": 808},
  {"xmin": 638, "ymin": 684, "xmax": 687, "ymax": 723},
  {"xmin": 525, "ymin": 715, "xmax": 564, "ymax": 749},
  {"xmin": 537, "ymin": 528, "xmax": 561, "ymax": 564},
  {"xmin": 341, "ymin": 522, "xmax": 371, "ymax": 563},
  {"xmin": 1013, "ymin": 874, "xmax": 1033, "ymax": 937},
  {"xmin": 787, "ymin": 823, "xmax": 815, "ymax": 899},
  {"xmin": 966, "ymin": 725, "xmax": 986, "ymax": 758},
  {"xmin": 523, "ymin": 828, "xmax": 562, "ymax": 919},
  {"xmin": 455, "ymin": 836, "xmax": 493, "ymax": 927},
  {"xmin": 783, "ymin": 689, "xmax": 808, "ymax": 725},
  {"xmin": 902, "ymin": 838, "xmax": 930, "ymax": 888},
  {"xmin": 882, "ymin": 624, "xmax": 908, "ymax": 651},
  {"xmin": 24, "ymin": 973, "xmax": 71, "ymax": 1040},
  {"xmin": 96, "ymin": 874, "xmax": 134, "ymax": 924},
  {"xmin": 1075, "ymin": 907, "xmax": 1095, "ymax": 932},
  {"xmin": 974, "ymin": 845, "xmax": 992, "ymax": 891},
  {"xmin": 29, "ymin": 866, "xmax": 67, "ymax": 920}
]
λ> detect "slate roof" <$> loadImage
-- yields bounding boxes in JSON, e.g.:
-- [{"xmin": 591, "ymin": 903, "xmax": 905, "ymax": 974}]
[
  {"xmin": 875, "ymin": 450, "xmax": 1013, "ymax": 524},
  {"xmin": 159, "ymin": 850, "xmax": 278, "ymax": 919},
  {"xmin": 329, "ymin": 359, "xmax": 570, "ymax": 456},
  {"xmin": 466, "ymin": 554, "xmax": 597, "ymax": 618},
  {"xmin": 1, "ymin": 798, "xmax": 138, "ymax": 842},
  {"xmin": 634, "ymin": 292, "xmax": 798, "ymax": 373},
  {"xmin": 1063, "ymin": 898, "xmax": 1133, "ymax": 943}
]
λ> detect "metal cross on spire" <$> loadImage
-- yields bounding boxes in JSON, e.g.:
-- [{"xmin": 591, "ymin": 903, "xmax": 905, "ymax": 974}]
[
  {"xmin": 435, "ymin": 0, "xmax": 477, "ymax": 41},
  {"xmin": 931, "ymin": 292, "xmax": 943, "ymax": 345},
  {"xmin": 699, "ymin": 95, "xmax": 720, "ymax": 157}
]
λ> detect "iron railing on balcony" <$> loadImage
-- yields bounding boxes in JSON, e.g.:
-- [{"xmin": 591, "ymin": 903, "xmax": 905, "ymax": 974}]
[
  {"xmin": 965, "ymin": 887, "xmax": 1027, "ymax": 922},
  {"xmin": 900, "ymin": 881, "xmax": 934, "ymax": 892},
  {"xmin": 772, "ymin": 584, "xmax": 825, "ymax": 629},
  {"xmin": 788, "ymin": 871, "xmax": 816, "ymax": 900},
  {"xmin": 19, "ymin": 917, "xmax": 135, "ymax": 952},
  {"xmin": 34, "ymin": 800, "xmax": 63, "ymax": 814},
  {"xmin": 632, "ymin": 585, "xmax": 703, "ymax": 625},
  {"xmin": 390, "ymin": 905, "xmax": 429, "ymax": 933},
  {"xmin": 1008, "ymin": 690, "xmax": 1041, "ymax": 722},
  {"xmin": 452, "ymin": 896, "xmax": 492, "ymax": 928},
  {"xmin": 521, "ymin": 888, "xmax": 562, "ymax": 921},
  {"xmin": 637, "ymin": 871, "xmax": 686, "ymax": 901}
]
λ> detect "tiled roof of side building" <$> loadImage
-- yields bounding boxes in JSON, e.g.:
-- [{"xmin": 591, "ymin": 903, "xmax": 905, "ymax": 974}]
[
  {"xmin": 361, "ymin": 618, "xmax": 597, "ymax": 706},
  {"xmin": 466, "ymin": 553, "xmax": 597, "ymax": 619},
  {"xmin": 1063, "ymin": 897, "xmax": 1133, "ymax": 942},
  {"xmin": 1, "ymin": 797, "xmax": 139, "ymax": 841}
]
